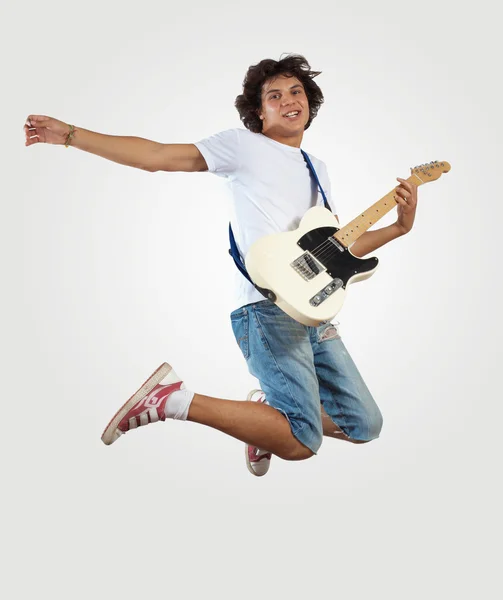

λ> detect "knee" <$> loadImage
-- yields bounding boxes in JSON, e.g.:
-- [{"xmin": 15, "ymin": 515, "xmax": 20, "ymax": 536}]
[
  {"xmin": 351, "ymin": 409, "xmax": 383, "ymax": 444},
  {"xmin": 369, "ymin": 408, "xmax": 384, "ymax": 439},
  {"xmin": 276, "ymin": 418, "xmax": 322, "ymax": 460},
  {"xmin": 279, "ymin": 441, "xmax": 317, "ymax": 461}
]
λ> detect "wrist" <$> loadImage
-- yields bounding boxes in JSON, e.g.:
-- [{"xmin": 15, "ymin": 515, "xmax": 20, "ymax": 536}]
[
  {"xmin": 64, "ymin": 124, "xmax": 76, "ymax": 148},
  {"xmin": 393, "ymin": 221, "xmax": 408, "ymax": 236}
]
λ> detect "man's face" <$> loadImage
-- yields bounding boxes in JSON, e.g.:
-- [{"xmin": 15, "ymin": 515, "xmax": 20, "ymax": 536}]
[{"xmin": 258, "ymin": 74, "xmax": 309, "ymax": 134}]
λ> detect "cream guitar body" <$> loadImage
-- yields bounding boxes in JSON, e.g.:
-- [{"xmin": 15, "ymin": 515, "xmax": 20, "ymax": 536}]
[
  {"xmin": 245, "ymin": 206, "xmax": 378, "ymax": 326},
  {"xmin": 245, "ymin": 161, "xmax": 451, "ymax": 327}
]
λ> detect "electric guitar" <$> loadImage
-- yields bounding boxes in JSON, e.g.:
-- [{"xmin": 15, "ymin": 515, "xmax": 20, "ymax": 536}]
[{"xmin": 245, "ymin": 161, "xmax": 451, "ymax": 326}]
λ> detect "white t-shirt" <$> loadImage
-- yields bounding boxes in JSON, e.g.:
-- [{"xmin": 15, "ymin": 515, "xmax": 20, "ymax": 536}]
[{"xmin": 194, "ymin": 127, "xmax": 337, "ymax": 313}]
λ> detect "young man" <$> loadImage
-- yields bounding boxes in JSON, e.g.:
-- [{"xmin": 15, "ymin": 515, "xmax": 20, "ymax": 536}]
[{"xmin": 24, "ymin": 54, "xmax": 418, "ymax": 477}]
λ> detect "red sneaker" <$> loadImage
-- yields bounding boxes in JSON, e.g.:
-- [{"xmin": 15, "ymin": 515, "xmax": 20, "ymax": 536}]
[
  {"xmin": 245, "ymin": 389, "xmax": 272, "ymax": 477},
  {"xmin": 101, "ymin": 362, "xmax": 183, "ymax": 445}
]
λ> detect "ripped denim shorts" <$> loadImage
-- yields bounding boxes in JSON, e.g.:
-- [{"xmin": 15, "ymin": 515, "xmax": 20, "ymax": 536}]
[{"xmin": 230, "ymin": 299, "xmax": 383, "ymax": 453}]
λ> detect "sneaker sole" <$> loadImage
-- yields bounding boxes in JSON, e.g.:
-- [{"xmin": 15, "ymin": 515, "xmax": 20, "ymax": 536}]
[
  {"xmin": 245, "ymin": 389, "xmax": 268, "ymax": 477},
  {"xmin": 101, "ymin": 362, "xmax": 172, "ymax": 445}
]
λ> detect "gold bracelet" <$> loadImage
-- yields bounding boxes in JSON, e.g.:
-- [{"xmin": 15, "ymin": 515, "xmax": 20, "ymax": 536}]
[{"xmin": 65, "ymin": 124, "xmax": 75, "ymax": 148}]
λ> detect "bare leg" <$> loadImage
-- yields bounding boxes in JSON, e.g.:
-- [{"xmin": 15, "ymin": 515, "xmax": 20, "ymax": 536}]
[{"xmin": 188, "ymin": 394, "xmax": 314, "ymax": 461}]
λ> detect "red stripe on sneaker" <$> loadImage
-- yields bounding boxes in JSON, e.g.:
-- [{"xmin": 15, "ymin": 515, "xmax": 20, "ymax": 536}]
[
  {"xmin": 248, "ymin": 446, "xmax": 272, "ymax": 462},
  {"xmin": 119, "ymin": 381, "xmax": 183, "ymax": 432}
]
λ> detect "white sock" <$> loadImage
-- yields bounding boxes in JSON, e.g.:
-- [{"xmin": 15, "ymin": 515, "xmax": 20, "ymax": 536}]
[{"xmin": 164, "ymin": 388, "xmax": 194, "ymax": 421}]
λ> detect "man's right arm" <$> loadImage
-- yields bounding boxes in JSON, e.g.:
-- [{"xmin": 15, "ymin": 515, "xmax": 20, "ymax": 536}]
[
  {"xmin": 69, "ymin": 126, "xmax": 208, "ymax": 173},
  {"xmin": 148, "ymin": 142, "xmax": 208, "ymax": 173}
]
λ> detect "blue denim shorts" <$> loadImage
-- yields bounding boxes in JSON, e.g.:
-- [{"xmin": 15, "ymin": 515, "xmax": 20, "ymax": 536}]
[{"xmin": 230, "ymin": 299, "xmax": 383, "ymax": 454}]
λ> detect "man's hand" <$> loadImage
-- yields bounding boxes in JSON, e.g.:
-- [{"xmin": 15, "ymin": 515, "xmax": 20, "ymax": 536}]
[
  {"xmin": 24, "ymin": 115, "xmax": 71, "ymax": 146},
  {"xmin": 394, "ymin": 176, "xmax": 418, "ymax": 234}
]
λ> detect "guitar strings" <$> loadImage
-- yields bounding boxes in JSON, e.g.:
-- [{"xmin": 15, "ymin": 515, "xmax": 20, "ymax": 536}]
[
  {"xmin": 312, "ymin": 241, "xmax": 340, "ymax": 261},
  {"xmin": 292, "ymin": 239, "xmax": 341, "ymax": 272},
  {"xmin": 305, "ymin": 232, "xmax": 340, "ymax": 257},
  {"xmin": 303, "ymin": 231, "xmax": 363, "ymax": 267},
  {"xmin": 310, "ymin": 238, "xmax": 343, "ymax": 263}
]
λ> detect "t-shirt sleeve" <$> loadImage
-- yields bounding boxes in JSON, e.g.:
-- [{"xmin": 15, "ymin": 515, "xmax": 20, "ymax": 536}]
[{"xmin": 194, "ymin": 128, "xmax": 241, "ymax": 178}]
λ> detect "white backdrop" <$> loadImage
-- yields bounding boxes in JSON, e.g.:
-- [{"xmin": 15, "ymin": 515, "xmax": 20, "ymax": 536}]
[{"xmin": 2, "ymin": 0, "xmax": 501, "ymax": 598}]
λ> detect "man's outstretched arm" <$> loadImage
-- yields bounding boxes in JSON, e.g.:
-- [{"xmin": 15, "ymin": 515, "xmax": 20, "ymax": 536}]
[{"xmin": 24, "ymin": 115, "xmax": 208, "ymax": 173}]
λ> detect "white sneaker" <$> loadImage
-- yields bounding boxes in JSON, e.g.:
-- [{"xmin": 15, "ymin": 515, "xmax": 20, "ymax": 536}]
[
  {"xmin": 101, "ymin": 362, "xmax": 184, "ymax": 445},
  {"xmin": 245, "ymin": 389, "xmax": 272, "ymax": 477}
]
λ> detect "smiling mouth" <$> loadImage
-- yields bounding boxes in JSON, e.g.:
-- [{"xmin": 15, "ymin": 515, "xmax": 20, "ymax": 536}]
[{"xmin": 283, "ymin": 110, "xmax": 301, "ymax": 119}]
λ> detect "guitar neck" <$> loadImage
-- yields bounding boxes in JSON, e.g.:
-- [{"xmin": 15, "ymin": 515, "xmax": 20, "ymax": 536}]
[{"xmin": 334, "ymin": 172, "xmax": 426, "ymax": 248}]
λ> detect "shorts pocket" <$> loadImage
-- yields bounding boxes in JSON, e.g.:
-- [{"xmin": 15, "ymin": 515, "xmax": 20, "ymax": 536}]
[{"xmin": 230, "ymin": 309, "xmax": 250, "ymax": 360}]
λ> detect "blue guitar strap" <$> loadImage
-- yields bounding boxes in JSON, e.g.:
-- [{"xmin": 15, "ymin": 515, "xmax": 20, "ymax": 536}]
[
  {"xmin": 300, "ymin": 149, "xmax": 332, "ymax": 213},
  {"xmin": 228, "ymin": 149, "xmax": 332, "ymax": 286}
]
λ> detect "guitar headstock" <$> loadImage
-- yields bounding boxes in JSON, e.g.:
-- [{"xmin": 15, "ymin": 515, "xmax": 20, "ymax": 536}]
[{"xmin": 410, "ymin": 161, "xmax": 451, "ymax": 184}]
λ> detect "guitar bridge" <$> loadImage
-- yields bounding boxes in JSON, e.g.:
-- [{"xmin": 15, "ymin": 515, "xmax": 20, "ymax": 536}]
[{"xmin": 291, "ymin": 252, "xmax": 326, "ymax": 281}]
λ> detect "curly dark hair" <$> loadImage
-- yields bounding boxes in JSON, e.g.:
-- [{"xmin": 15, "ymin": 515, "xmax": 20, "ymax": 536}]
[{"xmin": 234, "ymin": 54, "xmax": 324, "ymax": 133}]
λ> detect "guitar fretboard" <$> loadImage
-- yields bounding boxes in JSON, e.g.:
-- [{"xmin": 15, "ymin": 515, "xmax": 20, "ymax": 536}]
[{"xmin": 333, "ymin": 172, "xmax": 426, "ymax": 248}]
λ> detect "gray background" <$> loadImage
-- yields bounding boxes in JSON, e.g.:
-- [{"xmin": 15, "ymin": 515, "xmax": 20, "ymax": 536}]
[{"xmin": 2, "ymin": 0, "xmax": 501, "ymax": 598}]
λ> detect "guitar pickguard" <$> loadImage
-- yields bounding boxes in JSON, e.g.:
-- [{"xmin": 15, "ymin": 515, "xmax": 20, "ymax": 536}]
[{"xmin": 296, "ymin": 226, "xmax": 378, "ymax": 287}]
